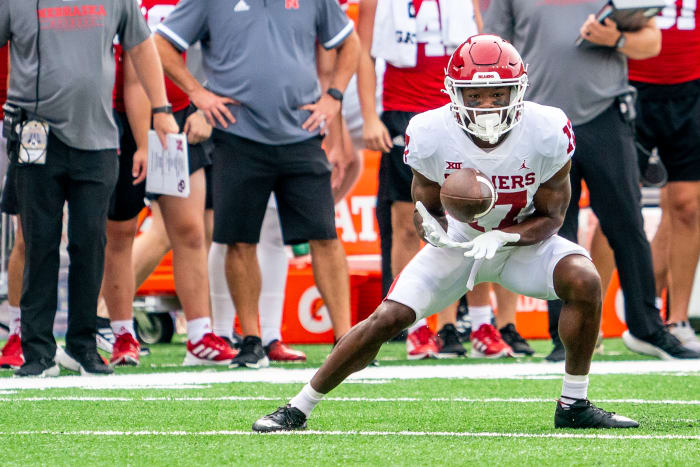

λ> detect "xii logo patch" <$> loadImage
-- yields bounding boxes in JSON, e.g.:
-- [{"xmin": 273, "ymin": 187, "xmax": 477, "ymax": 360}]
[
  {"xmin": 285, "ymin": 0, "xmax": 299, "ymax": 9},
  {"xmin": 445, "ymin": 161, "xmax": 462, "ymax": 170}
]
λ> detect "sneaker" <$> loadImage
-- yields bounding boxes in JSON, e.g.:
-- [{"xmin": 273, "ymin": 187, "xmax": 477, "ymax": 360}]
[
  {"xmin": 0, "ymin": 334, "xmax": 24, "ymax": 369},
  {"xmin": 499, "ymin": 323, "xmax": 535, "ymax": 356},
  {"xmin": 436, "ymin": 324, "xmax": 467, "ymax": 357},
  {"xmin": 96, "ymin": 316, "xmax": 115, "ymax": 353},
  {"xmin": 14, "ymin": 358, "xmax": 60, "ymax": 378},
  {"xmin": 56, "ymin": 347, "xmax": 113, "ymax": 375},
  {"xmin": 406, "ymin": 325, "xmax": 439, "ymax": 360},
  {"xmin": 252, "ymin": 404, "xmax": 307, "ymax": 432},
  {"xmin": 265, "ymin": 340, "xmax": 306, "ymax": 362},
  {"xmin": 545, "ymin": 338, "xmax": 566, "ymax": 362},
  {"xmin": 455, "ymin": 299, "xmax": 471, "ymax": 343},
  {"xmin": 666, "ymin": 321, "xmax": 700, "ymax": 353},
  {"xmin": 554, "ymin": 399, "xmax": 639, "ymax": 429},
  {"xmin": 184, "ymin": 332, "xmax": 239, "ymax": 366},
  {"xmin": 470, "ymin": 323, "xmax": 513, "ymax": 358},
  {"xmin": 622, "ymin": 328, "xmax": 700, "ymax": 360},
  {"xmin": 109, "ymin": 333, "xmax": 141, "ymax": 367},
  {"xmin": 230, "ymin": 335, "xmax": 269, "ymax": 369}
]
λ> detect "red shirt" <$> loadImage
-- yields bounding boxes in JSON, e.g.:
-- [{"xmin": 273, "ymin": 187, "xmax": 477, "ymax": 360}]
[
  {"xmin": 628, "ymin": 1, "xmax": 700, "ymax": 84},
  {"xmin": 382, "ymin": 0, "xmax": 451, "ymax": 112},
  {"xmin": 0, "ymin": 45, "xmax": 8, "ymax": 119},
  {"xmin": 113, "ymin": 0, "xmax": 189, "ymax": 113}
]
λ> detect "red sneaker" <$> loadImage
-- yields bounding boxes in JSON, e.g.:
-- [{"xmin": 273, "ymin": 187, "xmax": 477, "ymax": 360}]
[
  {"xmin": 184, "ymin": 332, "xmax": 238, "ymax": 366},
  {"xmin": 0, "ymin": 334, "xmax": 24, "ymax": 369},
  {"xmin": 109, "ymin": 333, "xmax": 141, "ymax": 367},
  {"xmin": 264, "ymin": 340, "xmax": 306, "ymax": 362},
  {"xmin": 406, "ymin": 325, "xmax": 439, "ymax": 360},
  {"xmin": 471, "ymin": 323, "xmax": 514, "ymax": 358}
]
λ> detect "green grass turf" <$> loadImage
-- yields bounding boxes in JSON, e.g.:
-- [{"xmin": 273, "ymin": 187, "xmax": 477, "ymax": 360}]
[{"xmin": 1, "ymin": 337, "xmax": 698, "ymax": 466}]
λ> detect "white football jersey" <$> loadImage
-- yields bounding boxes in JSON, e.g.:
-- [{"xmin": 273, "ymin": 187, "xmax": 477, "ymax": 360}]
[{"xmin": 404, "ymin": 102, "xmax": 575, "ymax": 241}]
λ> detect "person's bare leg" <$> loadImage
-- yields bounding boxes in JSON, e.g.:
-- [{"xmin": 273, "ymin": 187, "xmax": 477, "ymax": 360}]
[
  {"xmin": 589, "ymin": 224, "xmax": 616, "ymax": 301},
  {"xmin": 390, "ymin": 201, "xmax": 421, "ymax": 277},
  {"xmin": 309, "ymin": 238, "xmax": 351, "ymax": 339},
  {"xmin": 436, "ymin": 302, "xmax": 457, "ymax": 329},
  {"xmin": 226, "ymin": 243, "xmax": 261, "ymax": 337},
  {"xmin": 132, "ymin": 201, "xmax": 171, "ymax": 289},
  {"xmin": 651, "ymin": 189, "xmax": 670, "ymax": 298},
  {"xmin": 7, "ymin": 217, "xmax": 24, "ymax": 310},
  {"xmin": 101, "ymin": 218, "xmax": 139, "ymax": 322},
  {"xmin": 493, "ymin": 284, "xmax": 518, "ymax": 329},
  {"xmin": 157, "ymin": 170, "xmax": 209, "ymax": 321}
]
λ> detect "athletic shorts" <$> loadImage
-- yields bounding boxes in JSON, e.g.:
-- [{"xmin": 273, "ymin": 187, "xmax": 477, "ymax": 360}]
[
  {"xmin": 378, "ymin": 110, "xmax": 416, "ymax": 204},
  {"xmin": 109, "ymin": 111, "xmax": 146, "ymax": 221},
  {"xmin": 204, "ymin": 162, "xmax": 213, "ymax": 210},
  {"xmin": 632, "ymin": 79, "xmax": 700, "ymax": 182},
  {"xmin": 146, "ymin": 105, "xmax": 212, "ymax": 201},
  {"xmin": 211, "ymin": 130, "xmax": 337, "ymax": 245},
  {"xmin": 387, "ymin": 234, "xmax": 590, "ymax": 324}
]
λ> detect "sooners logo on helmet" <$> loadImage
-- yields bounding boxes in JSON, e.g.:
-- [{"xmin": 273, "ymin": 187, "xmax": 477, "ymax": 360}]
[{"xmin": 444, "ymin": 34, "xmax": 529, "ymax": 144}]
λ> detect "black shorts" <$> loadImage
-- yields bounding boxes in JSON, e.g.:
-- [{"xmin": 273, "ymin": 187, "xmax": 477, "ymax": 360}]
[
  {"xmin": 109, "ymin": 111, "xmax": 146, "ymax": 221},
  {"xmin": 146, "ymin": 105, "xmax": 213, "ymax": 201},
  {"xmin": 211, "ymin": 130, "xmax": 336, "ymax": 245},
  {"xmin": 632, "ymin": 79, "xmax": 700, "ymax": 182},
  {"xmin": 0, "ymin": 161, "xmax": 18, "ymax": 215},
  {"xmin": 378, "ymin": 110, "xmax": 416, "ymax": 204}
]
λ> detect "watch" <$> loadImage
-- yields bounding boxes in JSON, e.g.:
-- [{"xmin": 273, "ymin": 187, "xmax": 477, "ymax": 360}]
[
  {"xmin": 326, "ymin": 88, "xmax": 343, "ymax": 103},
  {"xmin": 614, "ymin": 32, "xmax": 626, "ymax": 49},
  {"xmin": 152, "ymin": 104, "xmax": 173, "ymax": 115}
]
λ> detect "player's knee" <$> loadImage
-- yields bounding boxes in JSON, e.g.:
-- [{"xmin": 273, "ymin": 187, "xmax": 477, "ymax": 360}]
[
  {"xmin": 368, "ymin": 302, "xmax": 415, "ymax": 339},
  {"xmin": 554, "ymin": 255, "xmax": 601, "ymax": 308},
  {"xmin": 668, "ymin": 194, "xmax": 699, "ymax": 229}
]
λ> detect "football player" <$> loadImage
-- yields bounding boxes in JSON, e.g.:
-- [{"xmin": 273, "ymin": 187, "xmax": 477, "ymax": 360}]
[{"xmin": 253, "ymin": 35, "xmax": 639, "ymax": 431}]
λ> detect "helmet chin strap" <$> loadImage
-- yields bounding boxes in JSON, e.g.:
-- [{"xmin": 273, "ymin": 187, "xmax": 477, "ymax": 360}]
[{"xmin": 468, "ymin": 113, "xmax": 503, "ymax": 144}]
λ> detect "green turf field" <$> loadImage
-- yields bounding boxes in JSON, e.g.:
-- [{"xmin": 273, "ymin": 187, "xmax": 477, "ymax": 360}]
[{"xmin": 1, "ymin": 337, "xmax": 698, "ymax": 466}]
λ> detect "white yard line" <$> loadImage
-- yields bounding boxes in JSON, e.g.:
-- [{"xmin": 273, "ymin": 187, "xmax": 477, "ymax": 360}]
[
  {"xmin": 1, "ymin": 359, "xmax": 698, "ymax": 390},
  {"xmin": 1, "ymin": 430, "xmax": 698, "ymax": 440}
]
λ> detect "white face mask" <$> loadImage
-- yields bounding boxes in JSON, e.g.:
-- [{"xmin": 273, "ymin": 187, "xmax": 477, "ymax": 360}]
[{"xmin": 468, "ymin": 112, "xmax": 503, "ymax": 144}]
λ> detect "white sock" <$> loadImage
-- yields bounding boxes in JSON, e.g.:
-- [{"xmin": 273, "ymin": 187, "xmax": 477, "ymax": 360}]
[
  {"xmin": 258, "ymin": 204, "xmax": 288, "ymax": 347},
  {"xmin": 111, "ymin": 320, "xmax": 135, "ymax": 338},
  {"xmin": 407, "ymin": 318, "xmax": 427, "ymax": 334},
  {"xmin": 469, "ymin": 306, "xmax": 492, "ymax": 331},
  {"xmin": 209, "ymin": 242, "xmax": 235, "ymax": 340},
  {"xmin": 8, "ymin": 305, "xmax": 20, "ymax": 336},
  {"xmin": 186, "ymin": 317, "xmax": 212, "ymax": 344},
  {"xmin": 655, "ymin": 296, "xmax": 664, "ymax": 311},
  {"xmin": 289, "ymin": 383, "xmax": 325, "ymax": 417},
  {"xmin": 560, "ymin": 373, "xmax": 589, "ymax": 405}
]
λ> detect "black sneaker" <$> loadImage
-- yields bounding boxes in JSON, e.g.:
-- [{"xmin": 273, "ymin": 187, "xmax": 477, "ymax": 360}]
[
  {"xmin": 436, "ymin": 324, "xmax": 467, "ymax": 357},
  {"xmin": 499, "ymin": 323, "xmax": 535, "ymax": 356},
  {"xmin": 14, "ymin": 358, "xmax": 60, "ymax": 377},
  {"xmin": 56, "ymin": 347, "xmax": 114, "ymax": 375},
  {"xmin": 545, "ymin": 338, "xmax": 566, "ymax": 362},
  {"xmin": 555, "ymin": 399, "xmax": 639, "ymax": 429},
  {"xmin": 230, "ymin": 336, "xmax": 269, "ymax": 369},
  {"xmin": 252, "ymin": 404, "xmax": 307, "ymax": 432},
  {"xmin": 622, "ymin": 328, "xmax": 700, "ymax": 360}
]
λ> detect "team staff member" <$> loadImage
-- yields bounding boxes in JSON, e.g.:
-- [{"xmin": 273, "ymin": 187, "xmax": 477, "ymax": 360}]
[
  {"xmin": 155, "ymin": 0, "xmax": 360, "ymax": 368},
  {"xmin": 0, "ymin": 0, "xmax": 178, "ymax": 377}
]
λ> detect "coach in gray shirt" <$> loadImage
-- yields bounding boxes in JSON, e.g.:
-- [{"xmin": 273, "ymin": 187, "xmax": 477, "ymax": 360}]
[
  {"xmin": 484, "ymin": 1, "xmax": 699, "ymax": 362},
  {"xmin": 155, "ymin": 0, "xmax": 359, "ymax": 367},
  {"xmin": 0, "ymin": 0, "xmax": 178, "ymax": 377}
]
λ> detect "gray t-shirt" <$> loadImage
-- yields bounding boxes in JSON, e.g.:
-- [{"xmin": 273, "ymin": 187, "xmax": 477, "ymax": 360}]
[
  {"xmin": 156, "ymin": 0, "xmax": 353, "ymax": 145},
  {"xmin": 0, "ymin": 0, "xmax": 151, "ymax": 150},
  {"xmin": 484, "ymin": 0, "xmax": 628, "ymax": 126}
]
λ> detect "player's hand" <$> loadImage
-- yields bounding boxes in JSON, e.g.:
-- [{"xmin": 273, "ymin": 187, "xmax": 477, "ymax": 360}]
[
  {"xmin": 415, "ymin": 201, "xmax": 464, "ymax": 248},
  {"xmin": 190, "ymin": 87, "xmax": 239, "ymax": 129},
  {"xmin": 580, "ymin": 14, "xmax": 621, "ymax": 47},
  {"xmin": 362, "ymin": 114, "xmax": 393, "ymax": 153},
  {"xmin": 300, "ymin": 94, "xmax": 341, "ymax": 134},
  {"xmin": 152, "ymin": 113, "xmax": 179, "ymax": 149},
  {"xmin": 131, "ymin": 147, "xmax": 147, "ymax": 185},
  {"xmin": 184, "ymin": 110, "xmax": 213, "ymax": 145},
  {"xmin": 462, "ymin": 230, "xmax": 521, "ymax": 260}
]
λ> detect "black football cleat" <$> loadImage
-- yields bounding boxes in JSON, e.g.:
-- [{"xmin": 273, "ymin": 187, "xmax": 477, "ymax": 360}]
[
  {"xmin": 555, "ymin": 399, "xmax": 639, "ymax": 429},
  {"xmin": 499, "ymin": 323, "xmax": 535, "ymax": 356},
  {"xmin": 437, "ymin": 323, "xmax": 467, "ymax": 357},
  {"xmin": 252, "ymin": 404, "xmax": 307, "ymax": 432}
]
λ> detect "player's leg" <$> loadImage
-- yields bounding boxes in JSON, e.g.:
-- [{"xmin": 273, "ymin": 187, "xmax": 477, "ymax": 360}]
[
  {"xmin": 253, "ymin": 244, "xmax": 471, "ymax": 432},
  {"xmin": 209, "ymin": 242, "xmax": 236, "ymax": 344},
  {"xmin": 466, "ymin": 282, "xmax": 513, "ymax": 358},
  {"xmin": 132, "ymin": 201, "xmax": 171, "ymax": 288},
  {"xmin": 494, "ymin": 284, "xmax": 535, "ymax": 357},
  {"xmin": 0, "ymin": 215, "xmax": 24, "ymax": 369},
  {"xmin": 651, "ymin": 188, "xmax": 670, "ymax": 302}
]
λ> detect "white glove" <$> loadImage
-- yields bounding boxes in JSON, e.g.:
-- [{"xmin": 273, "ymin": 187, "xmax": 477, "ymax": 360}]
[
  {"xmin": 463, "ymin": 230, "xmax": 521, "ymax": 260},
  {"xmin": 415, "ymin": 201, "xmax": 466, "ymax": 249}
]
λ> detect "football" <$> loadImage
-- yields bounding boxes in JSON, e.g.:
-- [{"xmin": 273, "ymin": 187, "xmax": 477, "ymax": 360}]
[{"xmin": 440, "ymin": 168, "xmax": 497, "ymax": 223}]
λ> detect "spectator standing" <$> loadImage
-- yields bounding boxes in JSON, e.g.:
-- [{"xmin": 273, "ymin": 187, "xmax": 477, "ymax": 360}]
[
  {"xmin": 155, "ymin": 0, "xmax": 360, "ymax": 368},
  {"xmin": 0, "ymin": 0, "xmax": 178, "ymax": 377},
  {"xmin": 484, "ymin": 0, "xmax": 699, "ymax": 361}
]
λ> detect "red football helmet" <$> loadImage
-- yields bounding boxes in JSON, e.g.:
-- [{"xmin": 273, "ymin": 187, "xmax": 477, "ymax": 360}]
[{"xmin": 444, "ymin": 34, "xmax": 528, "ymax": 143}]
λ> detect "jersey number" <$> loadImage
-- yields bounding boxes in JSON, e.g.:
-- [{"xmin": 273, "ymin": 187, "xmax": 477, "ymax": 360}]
[
  {"xmin": 468, "ymin": 190, "xmax": 528, "ymax": 232},
  {"xmin": 657, "ymin": 0, "xmax": 697, "ymax": 30}
]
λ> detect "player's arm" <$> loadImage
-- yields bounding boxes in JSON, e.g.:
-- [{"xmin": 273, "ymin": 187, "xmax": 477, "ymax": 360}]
[
  {"xmin": 501, "ymin": 160, "xmax": 571, "ymax": 246},
  {"xmin": 411, "ymin": 169, "xmax": 447, "ymax": 240},
  {"xmin": 580, "ymin": 16, "xmax": 661, "ymax": 60}
]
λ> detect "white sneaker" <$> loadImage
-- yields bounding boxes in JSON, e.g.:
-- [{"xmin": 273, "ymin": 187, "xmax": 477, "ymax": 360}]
[{"xmin": 667, "ymin": 321, "xmax": 700, "ymax": 352}]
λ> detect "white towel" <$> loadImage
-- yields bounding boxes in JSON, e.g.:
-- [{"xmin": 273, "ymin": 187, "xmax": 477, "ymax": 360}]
[{"xmin": 440, "ymin": 0, "xmax": 478, "ymax": 49}]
